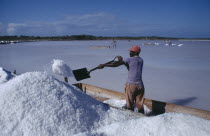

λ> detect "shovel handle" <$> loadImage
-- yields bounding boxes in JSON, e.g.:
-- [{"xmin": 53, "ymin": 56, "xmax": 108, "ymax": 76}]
[
  {"xmin": 88, "ymin": 56, "xmax": 118, "ymax": 73},
  {"xmin": 88, "ymin": 67, "xmax": 100, "ymax": 73}
]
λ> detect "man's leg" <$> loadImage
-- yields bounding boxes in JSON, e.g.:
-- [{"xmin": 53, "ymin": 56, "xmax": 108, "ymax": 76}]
[
  {"xmin": 135, "ymin": 86, "xmax": 145, "ymax": 113},
  {"xmin": 124, "ymin": 84, "xmax": 136, "ymax": 111}
]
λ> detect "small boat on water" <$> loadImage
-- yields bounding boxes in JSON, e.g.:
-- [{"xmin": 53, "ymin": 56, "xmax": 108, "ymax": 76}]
[{"xmin": 73, "ymin": 83, "xmax": 210, "ymax": 120}]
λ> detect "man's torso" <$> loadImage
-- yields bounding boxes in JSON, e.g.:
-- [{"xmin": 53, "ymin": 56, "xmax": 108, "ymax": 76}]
[{"xmin": 124, "ymin": 56, "xmax": 144, "ymax": 87}]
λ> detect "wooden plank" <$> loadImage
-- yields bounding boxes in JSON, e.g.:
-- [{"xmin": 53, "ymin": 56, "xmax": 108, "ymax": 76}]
[{"xmin": 73, "ymin": 83, "xmax": 210, "ymax": 120}]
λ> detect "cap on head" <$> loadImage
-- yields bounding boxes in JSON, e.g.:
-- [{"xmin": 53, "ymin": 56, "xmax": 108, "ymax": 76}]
[{"xmin": 129, "ymin": 45, "xmax": 141, "ymax": 53}]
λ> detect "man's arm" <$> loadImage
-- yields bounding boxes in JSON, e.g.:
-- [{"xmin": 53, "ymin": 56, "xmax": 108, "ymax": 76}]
[{"xmin": 98, "ymin": 56, "xmax": 125, "ymax": 69}]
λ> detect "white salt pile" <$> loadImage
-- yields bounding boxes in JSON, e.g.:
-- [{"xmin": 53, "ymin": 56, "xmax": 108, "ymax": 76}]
[
  {"xmin": 93, "ymin": 113, "xmax": 210, "ymax": 136},
  {"xmin": 178, "ymin": 44, "xmax": 183, "ymax": 47},
  {"xmin": 52, "ymin": 59, "xmax": 73, "ymax": 77},
  {"xmin": 104, "ymin": 99, "xmax": 126, "ymax": 108},
  {"xmin": 0, "ymin": 72, "xmax": 106, "ymax": 135},
  {"xmin": 0, "ymin": 71, "xmax": 209, "ymax": 136},
  {"xmin": 0, "ymin": 72, "xmax": 141, "ymax": 136},
  {"xmin": 0, "ymin": 67, "xmax": 15, "ymax": 84},
  {"xmin": 104, "ymin": 99, "xmax": 152, "ymax": 115}
]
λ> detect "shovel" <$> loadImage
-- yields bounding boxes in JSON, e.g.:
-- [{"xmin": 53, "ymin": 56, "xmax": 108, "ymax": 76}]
[{"xmin": 73, "ymin": 56, "xmax": 118, "ymax": 81}]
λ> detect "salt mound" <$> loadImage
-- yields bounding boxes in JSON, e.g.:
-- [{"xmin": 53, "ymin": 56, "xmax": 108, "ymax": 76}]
[
  {"xmin": 0, "ymin": 67, "xmax": 15, "ymax": 84},
  {"xmin": 1, "ymin": 72, "xmax": 210, "ymax": 136},
  {"xmin": 52, "ymin": 59, "xmax": 73, "ymax": 77},
  {"xmin": 79, "ymin": 113, "xmax": 210, "ymax": 136},
  {"xmin": 178, "ymin": 44, "xmax": 183, "ymax": 47},
  {"xmin": 104, "ymin": 99, "xmax": 152, "ymax": 115},
  {"xmin": 0, "ymin": 72, "xmax": 109, "ymax": 136}
]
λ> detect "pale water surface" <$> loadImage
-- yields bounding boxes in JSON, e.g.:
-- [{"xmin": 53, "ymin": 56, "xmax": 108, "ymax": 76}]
[{"xmin": 0, "ymin": 40, "xmax": 210, "ymax": 111}]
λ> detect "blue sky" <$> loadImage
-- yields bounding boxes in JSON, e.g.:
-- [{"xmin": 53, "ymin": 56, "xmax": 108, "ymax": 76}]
[{"xmin": 0, "ymin": 0, "xmax": 210, "ymax": 38}]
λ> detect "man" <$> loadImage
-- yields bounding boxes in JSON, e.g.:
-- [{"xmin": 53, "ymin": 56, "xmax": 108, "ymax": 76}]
[
  {"xmin": 98, "ymin": 45, "xmax": 145, "ymax": 113},
  {"xmin": 112, "ymin": 39, "xmax": 117, "ymax": 48}
]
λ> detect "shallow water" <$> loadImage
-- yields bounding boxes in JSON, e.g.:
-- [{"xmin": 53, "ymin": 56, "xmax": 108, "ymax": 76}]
[{"xmin": 0, "ymin": 40, "xmax": 210, "ymax": 111}]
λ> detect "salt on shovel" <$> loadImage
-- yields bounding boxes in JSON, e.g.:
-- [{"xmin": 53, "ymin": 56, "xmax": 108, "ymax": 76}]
[
  {"xmin": 52, "ymin": 59, "xmax": 73, "ymax": 83},
  {"xmin": 73, "ymin": 56, "xmax": 118, "ymax": 81}
]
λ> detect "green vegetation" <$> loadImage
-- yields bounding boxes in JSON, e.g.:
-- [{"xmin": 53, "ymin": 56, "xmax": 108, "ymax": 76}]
[{"xmin": 0, "ymin": 35, "xmax": 210, "ymax": 41}]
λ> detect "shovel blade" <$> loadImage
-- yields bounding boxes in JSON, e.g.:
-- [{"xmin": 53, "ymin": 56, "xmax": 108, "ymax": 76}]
[{"xmin": 73, "ymin": 68, "xmax": 91, "ymax": 81}]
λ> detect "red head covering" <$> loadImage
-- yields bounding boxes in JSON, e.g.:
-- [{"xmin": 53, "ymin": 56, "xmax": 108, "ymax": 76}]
[{"xmin": 129, "ymin": 45, "xmax": 141, "ymax": 53}]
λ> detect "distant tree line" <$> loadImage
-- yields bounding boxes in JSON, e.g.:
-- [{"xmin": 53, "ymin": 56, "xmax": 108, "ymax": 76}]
[{"xmin": 0, "ymin": 35, "xmax": 209, "ymax": 41}]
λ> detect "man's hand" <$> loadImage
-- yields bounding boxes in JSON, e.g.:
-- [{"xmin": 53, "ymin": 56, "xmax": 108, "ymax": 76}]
[
  {"xmin": 117, "ymin": 56, "xmax": 123, "ymax": 61},
  {"xmin": 98, "ymin": 64, "xmax": 105, "ymax": 69}
]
